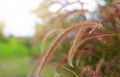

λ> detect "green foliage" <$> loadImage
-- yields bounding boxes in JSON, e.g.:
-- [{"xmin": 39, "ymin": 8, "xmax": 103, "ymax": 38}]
[
  {"xmin": 0, "ymin": 37, "xmax": 31, "ymax": 57},
  {"xmin": 0, "ymin": 57, "xmax": 31, "ymax": 77}
]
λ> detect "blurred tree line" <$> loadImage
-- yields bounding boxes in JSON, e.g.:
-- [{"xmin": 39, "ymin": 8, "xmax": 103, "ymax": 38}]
[{"xmin": 0, "ymin": 22, "xmax": 33, "ymax": 57}]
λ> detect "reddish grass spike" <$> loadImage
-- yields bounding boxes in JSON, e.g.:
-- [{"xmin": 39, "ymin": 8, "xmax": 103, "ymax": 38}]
[
  {"xmin": 41, "ymin": 29, "xmax": 62, "ymax": 53},
  {"xmin": 95, "ymin": 57, "xmax": 104, "ymax": 73},
  {"xmin": 83, "ymin": 66, "xmax": 101, "ymax": 77},
  {"xmin": 68, "ymin": 26, "xmax": 87, "ymax": 67},
  {"xmin": 68, "ymin": 22, "xmax": 102, "ymax": 67},
  {"xmin": 36, "ymin": 24, "xmax": 79, "ymax": 77},
  {"xmin": 28, "ymin": 29, "xmax": 63, "ymax": 77},
  {"xmin": 42, "ymin": 29, "xmax": 63, "ymax": 42},
  {"xmin": 35, "ymin": 21, "xmax": 101, "ymax": 77}
]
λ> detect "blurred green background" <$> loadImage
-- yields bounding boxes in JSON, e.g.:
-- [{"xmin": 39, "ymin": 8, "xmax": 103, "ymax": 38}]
[
  {"xmin": 0, "ymin": 35, "xmax": 53, "ymax": 77},
  {"xmin": 0, "ymin": 30, "xmax": 55, "ymax": 77},
  {"xmin": 0, "ymin": 34, "xmax": 33, "ymax": 77},
  {"xmin": 0, "ymin": 0, "xmax": 119, "ymax": 77},
  {"xmin": 0, "ymin": 0, "xmax": 54, "ymax": 77}
]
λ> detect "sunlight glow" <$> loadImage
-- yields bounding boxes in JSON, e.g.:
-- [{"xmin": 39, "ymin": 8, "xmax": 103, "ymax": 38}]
[
  {"xmin": 0, "ymin": 0, "xmax": 42, "ymax": 37},
  {"xmin": 0, "ymin": 0, "xmax": 105, "ymax": 37}
]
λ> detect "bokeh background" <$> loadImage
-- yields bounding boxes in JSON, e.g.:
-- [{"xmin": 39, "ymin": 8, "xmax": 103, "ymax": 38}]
[
  {"xmin": 0, "ymin": 0, "xmax": 44, "ymax": 77},
  {"xmin": 0, "ymin": 0, "xmax": 119, "ymax": 77}
]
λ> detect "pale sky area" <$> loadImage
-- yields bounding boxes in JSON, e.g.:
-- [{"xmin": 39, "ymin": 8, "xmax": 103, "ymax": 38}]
[
  {"xmin": 0, "ymin": 0, "xmax": 43, "ymax": 37},
  {"xmin": 0, "ymin": 0, "xmax": 105, "ymax": 37}
]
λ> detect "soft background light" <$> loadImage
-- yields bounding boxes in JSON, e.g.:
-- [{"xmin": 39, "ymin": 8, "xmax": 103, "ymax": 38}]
[
  {"xmin": 0, "ymin": 0, "xmax": 43, "ymax": 37},
  {"xmin": 0, "ymin": 0, "xmax": 105, "ymax": 37}
]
